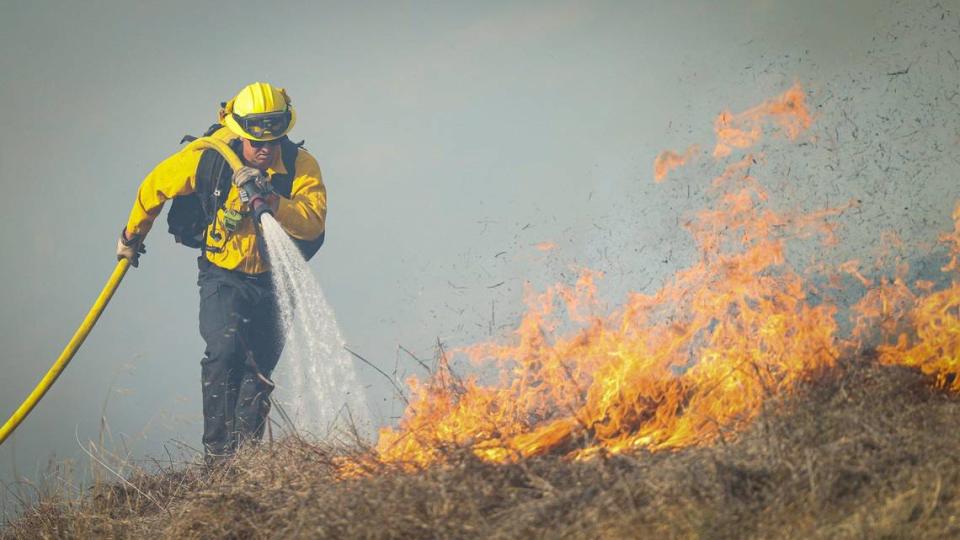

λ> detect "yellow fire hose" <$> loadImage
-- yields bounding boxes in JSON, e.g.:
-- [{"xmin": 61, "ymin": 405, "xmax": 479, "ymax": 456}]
[{"xmin": 0, "ymin": 137, "xmax": 243, "ymax": 446}]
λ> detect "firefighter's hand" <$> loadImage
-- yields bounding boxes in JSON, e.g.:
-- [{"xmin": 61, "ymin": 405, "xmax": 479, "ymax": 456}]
[
  {"xmin": 116, "ymin": 228, "xmax": 146, "ymax": 268},
  {"xmin": 232, "ymin": 166, "xmax": 263, "ymax": 188}
]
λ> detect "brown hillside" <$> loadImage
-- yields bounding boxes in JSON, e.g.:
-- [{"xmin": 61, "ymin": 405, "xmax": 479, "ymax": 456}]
[{"xmin": 4, "ymin": 356, "xmax": 960, "ymax": 539}]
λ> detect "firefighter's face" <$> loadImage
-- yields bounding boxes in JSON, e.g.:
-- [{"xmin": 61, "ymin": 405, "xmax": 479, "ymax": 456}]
[{"xmin": 241, "ymin": 138, "xmax": 280, "ymax": 170}]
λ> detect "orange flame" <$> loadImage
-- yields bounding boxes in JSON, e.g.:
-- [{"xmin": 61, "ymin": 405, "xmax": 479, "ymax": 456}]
[
  {"xmin": 341, "ymin": 83, "xmax": 959, "ymax": 478},
  {"xmin": 845, "ymin": 263, "xmax": 916, "ymax": 350},
  {"xmin": 713, "ymin": 82, "xmax": 812, "ymax": 158},
  {"xmin": 875, "ymin": 203, "xmax": 960, "ymax": 390},
  {"xmin": 653, "ymin": 145, "xmax": 699, "ymax": 182},
  {"xmin": 366, "ymin": 84, "xmax": 848, "ymax": 470}
]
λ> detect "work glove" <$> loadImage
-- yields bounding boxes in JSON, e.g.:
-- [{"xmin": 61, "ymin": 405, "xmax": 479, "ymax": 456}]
[
  {"xmin": 233, "ymin": 166, "xmax": 275, "ymax": 205},
  {"xmin": 233, "ymin": 166, "xmax": 264, "ymax": 195},
  {"xmin": 116, "ymin": 228, "xmax": 146, "ymax": 268}
]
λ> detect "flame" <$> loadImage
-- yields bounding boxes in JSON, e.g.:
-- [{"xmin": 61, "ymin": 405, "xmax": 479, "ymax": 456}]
[
  {"xmin": 874, "ymin": 202, "xmax": 960, "ymax": 390},
  {"xmin": 365, "ymin": 84, "xmax": 847, "ymax": 470},
  {"xmin": 534, "ymin": 241, "xmax": 558, "ymax": 252},
  {"xmin": 844, "ymin": 236, "xmax": 917, "ymax": 350},
  {"xmin": 337, "ymin": 83, "xmax": 958, "ymax": 478},
  {"xmin": 712, "ymin": 82, "xmax": 811, "ymax": 158},
  {"xmin": 654, "ymin": 145, "xmax": 699, "ymax": 182}
]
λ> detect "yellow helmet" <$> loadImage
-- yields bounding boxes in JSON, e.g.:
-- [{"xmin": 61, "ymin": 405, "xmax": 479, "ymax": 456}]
[{"xmin": 221, "ymin": 82, "xmax": 297, "ymax": 141}]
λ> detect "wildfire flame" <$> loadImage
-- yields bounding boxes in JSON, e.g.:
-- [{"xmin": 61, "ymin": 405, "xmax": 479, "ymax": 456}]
[
  {"xmin": 339, "ymin": 82, "xmax": 958, "ymax": 477},
  {"xmin": 713, "ymin": 82, "xmax": 811, "ymax": 158},
  {"xmin": 653, "ymin": 145, "xmax": 699, "ymax": 182},
  {"xmin": 873, "ymin": 205, "xmax": 960, "ymax": 390},
  {"xmin": 366, "ymin": 84, "xmax": 843, "ymax": 470}
]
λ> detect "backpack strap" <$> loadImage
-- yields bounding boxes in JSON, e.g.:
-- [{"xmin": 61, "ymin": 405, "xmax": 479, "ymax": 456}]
[
  {"xmin": 168, "ymin": 126, "xmax": 239, "ymax": 251},
  {"xmin": 195, "ymin": 138, "xmax": 241, "ymax": 252}
]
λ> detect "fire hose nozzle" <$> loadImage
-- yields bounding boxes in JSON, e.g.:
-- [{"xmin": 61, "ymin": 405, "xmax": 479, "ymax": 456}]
[
  {"xmin": 239, "ymin": 179, "xmax": 276, "ymax": 223},
  {"xmin": 250, "ymin": 197, "xmax": 274, "ymax": 223}
]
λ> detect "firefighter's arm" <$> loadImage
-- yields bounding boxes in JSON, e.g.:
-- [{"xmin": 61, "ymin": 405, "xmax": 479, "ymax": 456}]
[
  {"xmin": 275, "ymin": 151, "xmax": 327, "ymax": 240},
  {"xmin": 124, "ymin": 149, "xmax": 201, "ymax": 238}
]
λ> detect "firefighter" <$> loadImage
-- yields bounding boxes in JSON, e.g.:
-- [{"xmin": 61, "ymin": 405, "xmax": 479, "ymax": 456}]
[{"xmin": 116, "ymin": 82, "xmax": 327, "ymax": 463}]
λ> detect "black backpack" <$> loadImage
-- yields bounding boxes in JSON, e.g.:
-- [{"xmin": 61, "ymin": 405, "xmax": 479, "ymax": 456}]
[{"xmin": 166, "ymin": 125, "xmax": 325, "ymax": 261}]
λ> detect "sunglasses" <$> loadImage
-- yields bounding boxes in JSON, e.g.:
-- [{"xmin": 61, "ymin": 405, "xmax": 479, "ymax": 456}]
[
  {"xmin": 233, "ymin": 110, "xmax": 291, "ymax": 139},
  {"xmin": 248, "ymin": 138, "xmax": 283, "ymax": 149}
]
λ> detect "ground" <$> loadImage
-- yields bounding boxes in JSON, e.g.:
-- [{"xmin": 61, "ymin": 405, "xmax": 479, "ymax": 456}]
[{"xmin": 3, "ymin": 355, "xmax": 960, "ymax": 539}]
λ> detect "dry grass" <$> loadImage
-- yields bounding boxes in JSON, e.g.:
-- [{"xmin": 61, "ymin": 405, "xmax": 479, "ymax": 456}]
[{"xmin": 4, "ymin": 355, "xmax": 960, "ymax": 539}]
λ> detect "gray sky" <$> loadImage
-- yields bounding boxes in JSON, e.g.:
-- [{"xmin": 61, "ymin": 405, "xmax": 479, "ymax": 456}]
[{"xmin": 2, "ymin": 0, "xmax": 958, "ymax": 500}]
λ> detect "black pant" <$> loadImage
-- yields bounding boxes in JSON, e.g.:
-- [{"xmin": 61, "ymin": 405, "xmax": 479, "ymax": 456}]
[{"xmin": 197, "ymin": 258, "xmax": 283, "ymax": 460}]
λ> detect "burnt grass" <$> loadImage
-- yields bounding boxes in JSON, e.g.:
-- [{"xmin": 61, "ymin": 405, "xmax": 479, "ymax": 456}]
[{"xmin": 5, "ymin": 355, "xmax": 960, "ymax": 539}]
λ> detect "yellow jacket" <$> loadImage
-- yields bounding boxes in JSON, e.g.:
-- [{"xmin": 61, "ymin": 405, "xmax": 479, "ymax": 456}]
[{"xmin": 124, "ymin": 127, "xmax": 326, "ymax": 274}]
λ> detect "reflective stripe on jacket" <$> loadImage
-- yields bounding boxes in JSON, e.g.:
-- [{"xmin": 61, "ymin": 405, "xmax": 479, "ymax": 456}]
[{"xmin": 124, "ymin": 127, "xmax": 327, "ymax": 274}]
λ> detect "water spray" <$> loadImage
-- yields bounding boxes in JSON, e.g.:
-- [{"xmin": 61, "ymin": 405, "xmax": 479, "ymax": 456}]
[{"xmin": 260, "ymin": 214, "xmax": 371, "ymax": 436}]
